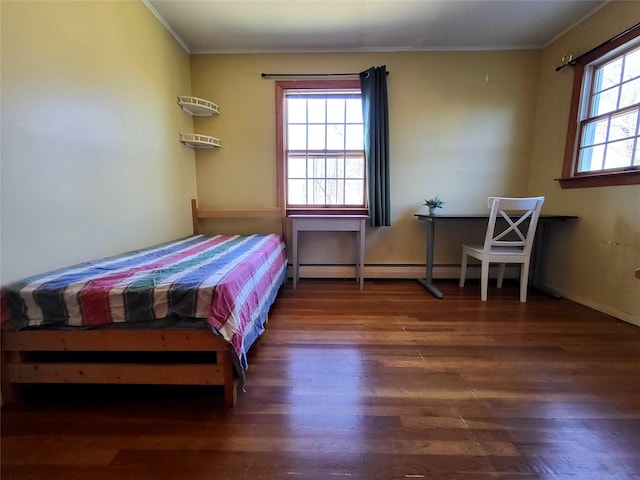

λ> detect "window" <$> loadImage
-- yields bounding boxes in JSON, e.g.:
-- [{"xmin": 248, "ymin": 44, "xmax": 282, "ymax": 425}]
[
  {"xmin": 276, "ymin": 80, "xmax": 367, "ymax": 213},
  {"xmin": 560, "ymin": 28, "xmax": 640, "ymax": 188},
  {"xmin": 578, "ymin": 45, "xmax": 640, "ymax": 173}
]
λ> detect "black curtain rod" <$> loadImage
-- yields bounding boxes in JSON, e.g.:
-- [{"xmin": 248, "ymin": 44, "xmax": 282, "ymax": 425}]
[
  {"xmin": 261, "ymin": 72, "xmax": 389, "ymax": 78},
  {"xmin": 556, "ymin": 22, "xmax": 640, "ymax": 72}
]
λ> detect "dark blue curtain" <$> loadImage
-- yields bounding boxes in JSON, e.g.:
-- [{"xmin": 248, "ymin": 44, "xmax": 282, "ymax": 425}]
[{"xmin": 360, "ymin": 66, "xmax": 390, "ymax": 227}]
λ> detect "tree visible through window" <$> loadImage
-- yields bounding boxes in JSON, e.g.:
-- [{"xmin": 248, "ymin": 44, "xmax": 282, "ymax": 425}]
[{"xmin": 276, "ymin": 80, "xmax": 366, "ymax": 211}]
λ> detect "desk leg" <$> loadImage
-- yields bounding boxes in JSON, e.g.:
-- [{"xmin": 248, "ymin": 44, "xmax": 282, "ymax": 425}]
[
  {"xmin": 417, "ymin": 219, "xmax": 444, "ymax": 298},
  {"xmin": 530, "ymin": 221, "xmax": 562, "ymax": 299}
]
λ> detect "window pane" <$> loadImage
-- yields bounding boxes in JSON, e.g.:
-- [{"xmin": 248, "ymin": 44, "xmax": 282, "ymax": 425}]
[
  {"xmin": 309, "ymin": 179, "xmax": 325, "ymax": 204},
  {"xmin": 345, "ymin": 124, "xmax": 364, "ymax": 149},
  {"xmin": 594, "ymin": 58, "xmax": 622, "ymax": 92},
  {"xmin": 326, "ymin": 99, "xmax": 345, "ymax": 123},
  {"xmin": 337, "ymin": 156, "xmax": 345, "ymax": 178},
  {"xmin": 307, "ymin": 99, "xmax": 325, "ymax": 123},
  {"xmin": 604, "ymin": 138, "xmax": 634, "ymax": 169},
  {"xmin": 591, "ymin": 87, "xmax": 620, "ymax": 116},
  {"xmin": 346, "ymin": 99, "xmax": 363, "ymax": 123},
  {"xmin": 623, "ymin": 47, "xmax": 640, "ymax": 82},
  {"xmin": 307, "ymin": 125, "xmax": 325, "ymax": 149},
  {"xmin": 336, "ymin": 179, "xmax": 345, "ymax": 203},
  {"xmin": 326, "ymin": 156, "xmax": 338, "ymax": 178},
  {"xmin": 620, "ymin": 78, "xmax": 640, "ymax": 109},
  {"xmin": 308, "ymin": 156, "xmax": 325, "ymax": 178},
  {"xmin": 582, "ymin": 118, "xmax": 608, "ymax": 147},
  {"xmin": 288, "ymin": 98, "xmax": 307, "ymax": 123},
  {"xmin": 288, "ymin": 125, "xmax": 307, "ymax": 149},
  {"xmin": 634, "ymin": 142, "xmax": 640, "ymax": 166},
  {"xmin": 609, "ymin": 110, "xmax": 638, "ymax": 141},
  {"xmin": 578, "ymin": 144, "xmax": 605, "ymax": 172},
  {"xmin": 345, "ymin": 156, "xmax": 365, "ymax": 178},
  {"xmin": 345, "ymin": 180, "xmax": 364, "ymax": 205},
  {"xmin": 327, "ymin": 124, "xmax": 345, "ymax": 149},
  {"xmin": 288, "ymin": 155, "xmax": 306, "ymax": 178},
  {"xmin": 327, "ymin": 156, "xmax": 345, "ymax": 178},
  {"xmin": 288, "ymin": 179, "xmax": 307, "ymax": 204},
  {"xmin": 325, "ymin": 179, "xmax": 338, "ymax": 204}
]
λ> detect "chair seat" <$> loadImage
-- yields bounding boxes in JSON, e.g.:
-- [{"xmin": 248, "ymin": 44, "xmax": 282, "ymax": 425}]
[{"xmin": 462, "ymin": 244, "xmax": 526, "ymax": 257}]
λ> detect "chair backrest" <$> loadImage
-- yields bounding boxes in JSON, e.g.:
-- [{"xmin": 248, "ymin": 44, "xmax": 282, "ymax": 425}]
[{"xmin": 482, "ymin": 196, "xmax": 545, "ymax": 255}]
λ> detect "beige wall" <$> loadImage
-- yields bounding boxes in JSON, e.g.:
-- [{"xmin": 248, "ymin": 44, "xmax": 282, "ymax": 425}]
[
  {"xmin": 529, "ymin": 1, "xmax": 640, "ymax": 325},
  {"xmin": 0, "ymin": 1, "xmax": 197, "ymax": 284},
  {"xmin": 190, "ymin": 50, "xmax": 540, "ymax": 270}
]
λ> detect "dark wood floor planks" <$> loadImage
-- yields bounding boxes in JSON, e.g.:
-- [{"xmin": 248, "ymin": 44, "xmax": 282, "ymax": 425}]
[{"xmin": 2, "ymin": 279, "xmax": 640, "ymax": 479}]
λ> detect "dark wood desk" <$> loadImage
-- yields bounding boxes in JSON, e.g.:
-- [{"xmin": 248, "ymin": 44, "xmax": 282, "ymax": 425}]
[{"xmin": 414, "ymin": 214, "xmax": 578, "ymax": 299}]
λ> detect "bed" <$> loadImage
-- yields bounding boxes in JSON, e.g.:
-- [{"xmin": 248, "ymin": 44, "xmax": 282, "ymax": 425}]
[{"xmin": 0, "ymin": 201, "xmax": 287, "ymax": 406}]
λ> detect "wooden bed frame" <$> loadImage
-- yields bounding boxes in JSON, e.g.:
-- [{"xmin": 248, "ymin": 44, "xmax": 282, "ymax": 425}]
[
  {"xmin": 1, "ymin": 199, "xmax": 285, "ymax": 407},
  {"xmin": 1, "ymin": 329, "xmax": 237, "ymax": 405}
]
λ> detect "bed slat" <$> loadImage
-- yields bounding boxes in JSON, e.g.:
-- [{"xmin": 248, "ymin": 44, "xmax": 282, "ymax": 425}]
[
  {"xmin": 2, "ymin": 329, "xmax": 229, "ymax": 352},
  {"xmin": 7, "ymin": 363, "xmax": 226, "ymax": 385}
]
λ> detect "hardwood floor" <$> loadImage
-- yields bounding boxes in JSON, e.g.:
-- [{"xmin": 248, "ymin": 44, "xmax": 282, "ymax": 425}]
[{"xmin": 2, "ymin": 279, "xmax": 640, "ymax": 479}]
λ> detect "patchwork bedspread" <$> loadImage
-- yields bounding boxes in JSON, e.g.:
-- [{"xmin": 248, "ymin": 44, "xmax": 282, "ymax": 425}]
[{"xmin": 1, "ymin": 234, "xmax": 287, "ymax": 371}]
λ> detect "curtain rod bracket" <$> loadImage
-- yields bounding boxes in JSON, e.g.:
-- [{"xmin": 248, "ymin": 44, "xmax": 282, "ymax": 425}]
[
  {"xmin": 554, "ymin": 22, "xmax": 640, "ymax": 72},
  {"xmin": 555, "ymin": 53, "xmax": 575, "ymax": 72}
]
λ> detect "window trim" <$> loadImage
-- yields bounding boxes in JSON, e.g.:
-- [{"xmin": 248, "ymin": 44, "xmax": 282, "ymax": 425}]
[
  {"xmin": 558, "ymin": 27, "xmax": 640, "ymax": 189},
  {"xmin": 275, "ymin": 79, "xmax": 368, "ymax": 215}
]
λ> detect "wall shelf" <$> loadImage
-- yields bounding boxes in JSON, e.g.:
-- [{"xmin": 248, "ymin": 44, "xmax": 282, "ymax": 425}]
[
  {"xmin": 179, "ymin": 133, "xmax": 221, "ymax": 149},
  {"xmin": 177, "ymin": 96, "xmax": 220, "ymax": 116}
]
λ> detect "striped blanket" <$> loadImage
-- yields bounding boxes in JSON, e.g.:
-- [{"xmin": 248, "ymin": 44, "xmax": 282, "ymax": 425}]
[{"xmin": 1, "ymin": 234, "xmax": 287, "ymax": 372}]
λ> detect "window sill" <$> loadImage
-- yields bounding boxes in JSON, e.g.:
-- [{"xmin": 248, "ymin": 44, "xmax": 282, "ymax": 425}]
[
  {"xmin": 286, "ymin": 207, "xmax": 369, "ymax": 216},
  {"xmin": 556, "ymin": 170, "xmax": 640, "ymax": 189}
]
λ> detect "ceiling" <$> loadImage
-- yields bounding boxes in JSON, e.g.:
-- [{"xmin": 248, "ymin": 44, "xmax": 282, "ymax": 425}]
[{"xmin": 144, "ymin": 0, "xmax": 607, "ymax": 54}]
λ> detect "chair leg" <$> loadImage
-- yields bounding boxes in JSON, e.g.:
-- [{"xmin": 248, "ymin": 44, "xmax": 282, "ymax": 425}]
[
  {"xmin": 480, "ymin": 261, "xmax": 489, "ymax": 301},
  {"xmin": 497, "ymin": 263, "xmax": 505, "ymax": 288},
  {"xmin": 520, "ymin": 261, "xmax": 531, "ymax": 302},
  {"xmin": 459, "ymin": 252, "xmax": 468, "ymax": 287}
]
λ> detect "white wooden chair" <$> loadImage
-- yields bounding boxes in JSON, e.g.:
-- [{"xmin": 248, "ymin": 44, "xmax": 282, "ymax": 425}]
[{"xmin": 459, "ymin": 196, "xmax": 545, "ymax": 302}]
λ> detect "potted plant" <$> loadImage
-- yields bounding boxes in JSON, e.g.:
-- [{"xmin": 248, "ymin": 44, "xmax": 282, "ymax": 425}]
[{"xmin": 424, "ymin": 195, "xmax": 445, "ymax": 215}]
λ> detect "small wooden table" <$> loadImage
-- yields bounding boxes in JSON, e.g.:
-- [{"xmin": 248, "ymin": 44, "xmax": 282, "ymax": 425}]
[{"xmin": 289, "ymin": 215, "xmax": 368, "ymax": 290}]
